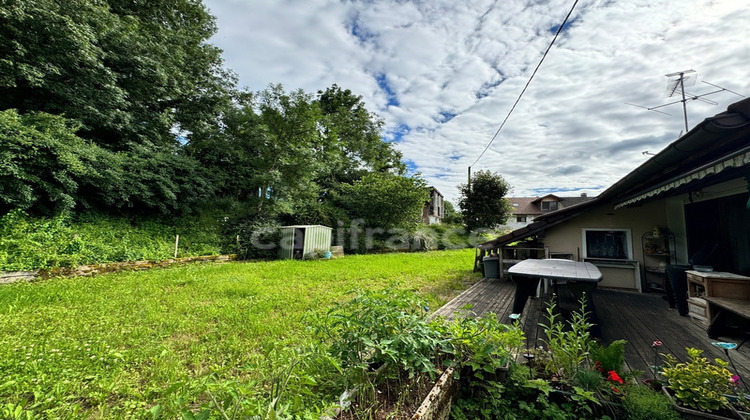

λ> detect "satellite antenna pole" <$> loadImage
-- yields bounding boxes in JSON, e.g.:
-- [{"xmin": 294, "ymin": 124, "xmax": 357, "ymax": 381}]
[
  {"xmin": 626, "ymin": 70, "xmax": 744, "ymax": 132},
  {"xmin": 666, "ymin": 70, "xmax": 693, "ymax": 132}
]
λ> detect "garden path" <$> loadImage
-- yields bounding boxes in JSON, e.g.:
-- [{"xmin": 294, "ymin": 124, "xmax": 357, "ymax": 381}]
[{"xmin": 430, "ymin": 278, "xmax": 750, "ymax": 381}]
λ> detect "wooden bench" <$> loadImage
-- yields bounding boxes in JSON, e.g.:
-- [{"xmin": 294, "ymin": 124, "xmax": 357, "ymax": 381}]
[{"xmin": 704, "ymin": 296, "xmax": 750, "ymax": 347}]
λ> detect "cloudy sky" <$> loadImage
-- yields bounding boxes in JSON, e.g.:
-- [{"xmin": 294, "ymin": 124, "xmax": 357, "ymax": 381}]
[{"xmin": 202, "ymin": 0, "xmax": 749, "ymax": 204}]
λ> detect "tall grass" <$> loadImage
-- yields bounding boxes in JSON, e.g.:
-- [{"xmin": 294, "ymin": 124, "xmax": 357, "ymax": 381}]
[
  {"xmin": 0, "ymin": 249, "xmax": 479, "ymax": 418},
  {"xmin": 0, "ymin": 210, "xmax": 223, "ymax": 270}
]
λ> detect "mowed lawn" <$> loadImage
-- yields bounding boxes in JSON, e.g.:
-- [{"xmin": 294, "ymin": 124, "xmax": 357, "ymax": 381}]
[{"xmin": 0, "ymin": 249, "xmax": 479, "ymax": 418}]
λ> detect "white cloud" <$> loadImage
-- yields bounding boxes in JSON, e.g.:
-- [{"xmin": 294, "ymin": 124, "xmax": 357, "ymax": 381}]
[{"xmin": 203, "ymin": 0, "xmax": 750, "ymax": 203}]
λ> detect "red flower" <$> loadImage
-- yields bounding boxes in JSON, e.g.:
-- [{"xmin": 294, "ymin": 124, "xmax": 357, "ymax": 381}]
[
  {"xmin": 594, "ymin": 361, "xmax": 603, "ymax": 373},
  {"xmin": 607, "ymin": 370, "xmax": 623, "ymax": 384}
]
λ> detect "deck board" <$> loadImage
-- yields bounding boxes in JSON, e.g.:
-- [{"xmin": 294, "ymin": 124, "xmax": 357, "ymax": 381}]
[{"xmin": 430, "ymin": 279, "xmax": 750, "ymax": 381}]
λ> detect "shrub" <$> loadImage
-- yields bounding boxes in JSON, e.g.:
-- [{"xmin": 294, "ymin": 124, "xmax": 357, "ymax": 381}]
[
  {"xmin": 661, "ymin": 347, "xmax": 735, "ymax": 412},
  {"xmin": 591, "ymin": 339, "xmax": 626, "ymax": 375},
  {"xmin": 621, "ymin": 384, "xmax": 681, "ymax": 420},
  {"xmin": 0, "ymin": 210, "xmax": 223, "ymax": 270},
  {"xmin": 229, "ymin": 217, "xmax": 281, "ymax": 260}
]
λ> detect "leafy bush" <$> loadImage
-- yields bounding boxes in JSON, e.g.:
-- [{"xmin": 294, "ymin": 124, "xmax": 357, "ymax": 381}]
[
  {"xmin": 621, "ymin": 384, "xmax": 681, "ymax": 420},
  {"xmin": 661, "ymin": 347, "xmax": 735, "ymax": 412},
  {"xmin": 416, "ymin": 224, "xmax": 473, "ymax": 250},
  {"xmin": 315, "ymin": 289, "xmax": 442, "ymax": 386},
  {"xmin": 591, "ymin": 339, "xmax": 627, "ymax": 375},
  {"xmin": 0, "ymin": 210, "xmax": 223, "ymax": 270},
  {"xmin": 439, "ymin": 310, "xmax": 524, "ymax": 379},
  {"xmin": 0, "ymin": 110, "xmax": 90, "ymax": 214},
  {"xmin": 229, "ymin": 217, "xmax": 281, "ymax": 260}
]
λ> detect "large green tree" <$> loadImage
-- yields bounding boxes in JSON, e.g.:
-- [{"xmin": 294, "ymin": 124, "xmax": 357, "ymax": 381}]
[
  {"xmin": 0, "ymin": 0, "xmax": 232, "ymax": 216},
  {"xmin": 316, "ymin": 84, "xmax": 405, "ymax": 180},
  {"xmin": 458, "ymin": 170, "xmax": 513, "ymax": 231},
  {"xmin": 0, "ymin": 0, "xmax": 233, "ymax": 150},
  {"xmin": 186, "ymin": 84, "xmax": 410, "ymax": 222},
  {"xmin": 186, "ymin": 85, "xmax": 324, "ymax": 218},
  {"xmin": 0, "ymin": 109, "xmax": 214, "ymax": 216},
  {"xmin": 340, "ymin": 173, "xmax": 428, "ymax": 231}
]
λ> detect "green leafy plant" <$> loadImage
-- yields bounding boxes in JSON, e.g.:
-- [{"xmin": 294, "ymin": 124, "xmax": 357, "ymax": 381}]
[
  {"xmin": 661, "ymin": 347, "xmax": 735, "ymax": 412},
  {"xmin": 590, "ymin": 339, "xmax": 626, "ymax": 375},
  {"xmin": 620, "ymin": 384, "xmax": 681, "ymax": 420},
  {"xmin": 539, "ymin": 296, "xmax": 594, "ymax": 380},
  {"xmin": 313, "ymin": 288, "xmax": 443, "ymax": 410},
  {"xmin": 438, "ymin": 309, "xmax": 524, "ymax": 380},
  {"xmin": 451, "ymin": 296, "xmax": 634, "ymax": 420}
]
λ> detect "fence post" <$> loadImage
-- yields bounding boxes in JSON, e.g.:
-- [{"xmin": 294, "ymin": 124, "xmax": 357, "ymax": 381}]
[{"xmin": 174, "ymin": 234, "xmax": 180, "ymax": 258}]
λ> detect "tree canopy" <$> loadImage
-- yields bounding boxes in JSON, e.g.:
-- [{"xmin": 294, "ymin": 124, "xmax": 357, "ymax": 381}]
[
  {"xmin": 458, "ymin": 170, "xmax": 513, "ymax": 231},
  {"xmin": 0, "ymin": 1, "xmax": 427, "ymax": 253},
  {"xmin": 0, "ymin": 0, "xmax": 233, "ymax": 150}
]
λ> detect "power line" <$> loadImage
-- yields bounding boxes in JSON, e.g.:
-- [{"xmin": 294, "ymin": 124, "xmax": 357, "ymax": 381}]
[{"xmin": 470, "ymin": 0, "xmax": 580, "ymax": 168}]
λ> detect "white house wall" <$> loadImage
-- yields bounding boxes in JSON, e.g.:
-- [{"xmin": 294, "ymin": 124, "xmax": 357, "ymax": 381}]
[
  {"xmin": 541, "ymin": 200, "xmax": 669, "ymax": 290},
  {"xmin": 506, "ymin": 215, "xmax": 536, "ymax": 230}
]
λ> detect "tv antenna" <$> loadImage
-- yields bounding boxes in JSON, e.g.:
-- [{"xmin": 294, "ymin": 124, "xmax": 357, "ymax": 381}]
[{"xmin": 626, "ymin": 70, "xmax": 744, "ymax": 132}]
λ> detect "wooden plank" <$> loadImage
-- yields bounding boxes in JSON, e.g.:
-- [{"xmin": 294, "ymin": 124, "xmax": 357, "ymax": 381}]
[
  {"xmin": 594, "ymin": 289, "xmax": 750, "ymax": 381},
  {"xmin": 704, "ymin": 296, "xmax": 750, "ymax": 318},
  {"xmin": 429, "ymin": 281, "xmax": 750, "ymax": 382}
]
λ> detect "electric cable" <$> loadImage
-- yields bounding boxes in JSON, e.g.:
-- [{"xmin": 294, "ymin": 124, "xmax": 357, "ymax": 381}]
[{"xmin": 470, "ymin": 0, "xmax": 580, "ymax": 167}]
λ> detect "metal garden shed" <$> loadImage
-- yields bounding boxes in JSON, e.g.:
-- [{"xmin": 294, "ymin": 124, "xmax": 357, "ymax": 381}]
[{"xmin": 278, "ymin": 225, "xmax": 332, "ymax": 259}]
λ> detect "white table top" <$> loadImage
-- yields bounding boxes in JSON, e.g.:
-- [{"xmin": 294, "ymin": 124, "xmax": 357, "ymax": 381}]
[{"xmin": 508, "ymin": 258, "xmax": 603, "ymax": 283}]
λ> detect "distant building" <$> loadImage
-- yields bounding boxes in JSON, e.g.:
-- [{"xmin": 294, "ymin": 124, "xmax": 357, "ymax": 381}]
[
  {"xmin": 506, "ymin": 193, "xmax": 595, "ymax": 229},
  {"xmin": 422, "ymin": 187, "xmax": 444, "ymax": 225}
]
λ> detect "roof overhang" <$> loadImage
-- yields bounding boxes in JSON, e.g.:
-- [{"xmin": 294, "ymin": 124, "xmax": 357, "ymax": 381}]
[
  {"xmin": 478, "ymin": 201, "xmax": 596, "ymax": 249},
  {"xmin": 615, "ymin": 146, "xmax": 750, "ymax": 208}
]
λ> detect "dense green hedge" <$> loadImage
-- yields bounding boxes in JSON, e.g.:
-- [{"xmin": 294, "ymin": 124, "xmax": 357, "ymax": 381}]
[{"xmin": 0, "ymin": 210, "xmax": 223, "ymax": 271}]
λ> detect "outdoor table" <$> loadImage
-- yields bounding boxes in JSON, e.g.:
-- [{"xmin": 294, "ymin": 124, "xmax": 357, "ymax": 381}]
[{"xmin": 508, "ymin": 258, "xmax": 603, "ymax": 335}]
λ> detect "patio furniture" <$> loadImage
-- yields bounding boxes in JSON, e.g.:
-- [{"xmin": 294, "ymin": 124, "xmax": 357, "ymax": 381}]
[
  {"xmin": 664, "ymin": 242, "xmax": 719, "ymax": 316},
  {"xmin": 508, "ymin": 259, "xmax": 603, "ymax": 336},
  {"xmin": 704, "ymin": 296, "xmax": 750, "ymax": 344}
]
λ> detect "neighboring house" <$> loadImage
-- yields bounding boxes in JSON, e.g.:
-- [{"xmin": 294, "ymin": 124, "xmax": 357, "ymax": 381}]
[
  {"xmin": 507, "ymin": 194, "xmax": 595, "ymax": 230},
  {"xmin": 422, "ymin": 187, "xmax": 444, "ymax": 225},
  {"xmin": 480, "ymin": 97, "xmax": 750, "ymax": 292}
]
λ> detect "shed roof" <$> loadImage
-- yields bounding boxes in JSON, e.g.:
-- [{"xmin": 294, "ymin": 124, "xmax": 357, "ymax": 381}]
[{"xmin": 280, "ymin": 225, "xmax": 332, "ymax": 229}]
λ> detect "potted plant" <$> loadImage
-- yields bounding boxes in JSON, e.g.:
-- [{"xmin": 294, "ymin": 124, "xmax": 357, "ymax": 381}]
[{"xmin": 660, "ymin": 347, "xmax": 745, "ymax": 419}]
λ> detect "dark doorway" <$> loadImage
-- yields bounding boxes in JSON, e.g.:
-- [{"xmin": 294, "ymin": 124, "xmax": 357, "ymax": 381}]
[
  {"xmin": 293, "ymin": 228, "xmax": 305, "ymax": 260},
  {"xmin": 685, "ymin": 192, "xmax": 750, "ymax": 275}
]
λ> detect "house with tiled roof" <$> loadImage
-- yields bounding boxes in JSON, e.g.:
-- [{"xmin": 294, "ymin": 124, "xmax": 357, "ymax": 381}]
[{"xmin": 507, "ymin": 194, "xmax": 595, "ymax": 229}]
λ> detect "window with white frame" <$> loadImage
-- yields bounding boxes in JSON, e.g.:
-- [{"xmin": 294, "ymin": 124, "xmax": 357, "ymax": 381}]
[
  {"xmin": 581, "ymin": 228, "xmax": 633, "ymax": 260},
  {"xmin": 517, "ymin": 216, "xmax": 527, "ymax": 223}
]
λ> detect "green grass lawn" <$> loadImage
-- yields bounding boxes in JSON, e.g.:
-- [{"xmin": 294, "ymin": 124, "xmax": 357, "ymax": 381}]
[{"xmin": 0, "ymin": 249, "xmax": 479, "ymax": 418}]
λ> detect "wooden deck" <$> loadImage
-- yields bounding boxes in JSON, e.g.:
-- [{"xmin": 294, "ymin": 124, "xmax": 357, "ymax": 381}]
[{"xmin": 431, "ymin": 278, "xmax": 750, "ymax": 380}]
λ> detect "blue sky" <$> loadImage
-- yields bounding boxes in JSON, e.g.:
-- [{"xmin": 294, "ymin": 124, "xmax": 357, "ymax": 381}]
[{"xmin": 202, "ymin": 0, "xmax": 750, "ymax": 204}]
